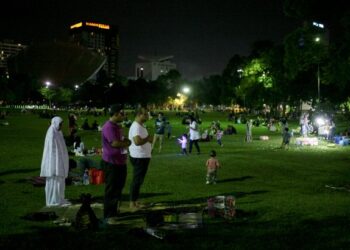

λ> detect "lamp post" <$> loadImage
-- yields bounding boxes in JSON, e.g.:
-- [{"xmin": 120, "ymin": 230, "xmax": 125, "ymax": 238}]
[
  {"xmin": 315, "ymin": 36, "xmax": 321, "ymax": 103},
  {"xmin": 237, "ymin": 69, "xmax": 245, "ymax": 109},
  {"xmin": 317, "ymin": 63, "xmax": 320, "ymax": 102},
  {"xmin": 45, "ymin": 81, "xmax": 52, "ymax": 108},
  {"xmin": 182, "ymin": 86, "xmax": 191, "ymax": 108},
  {"xmin": 312, "ymin": 21, "xmax": 324, "ymax": 103}
]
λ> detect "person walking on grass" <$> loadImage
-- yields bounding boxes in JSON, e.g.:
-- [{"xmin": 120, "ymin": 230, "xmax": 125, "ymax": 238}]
[
  {"xmin": 281, "ymin": 127, "xmax": 292, "ymax": 149},
  {"xmin": 101, "ymin": 104, "xmax": 131, "ymax": 225},
  {"xmin": 245, "ymin": 119, "xmax": 253, "ymax": 142},
  {"xmin": 152, "ymin": 112, "xmax": 166, "ymax": 153},
  {"xmin": 129, "ymin": 108, "xmax": 153, "ymax": 209},
  {"xmin": 216, "ymin": 129, "xmax": 224, "ymax": 147},
  {"xmin": 40, "ymin": 116, "xmax": 70, "ymax": 207},
  {"xmin": 177, "ymin": 133, "xmax": 188, "ymax": 155},
  {"xmin": 189, "ymin": 116, "xmax": 201, "ymax": 154},
  {"xmin": 206, "ymin": 150, "xmax": 220, "ymax": 184}
]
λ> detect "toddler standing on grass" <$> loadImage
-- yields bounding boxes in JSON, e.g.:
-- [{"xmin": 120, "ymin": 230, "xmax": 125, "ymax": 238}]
[
  {"xmin": 206, "ymin": 150, "xmax": 220, "ymax": 184},
  {"xmin": 281, "ymin": 127, "xmax": 292, "ymax": 149},
  {"xmin": 177, "ymin": 133, "xmax": 188, "ymax": 155},
  {"xmin": 216, "ymin": 129, "xmax": 224, "ymax": 147}
]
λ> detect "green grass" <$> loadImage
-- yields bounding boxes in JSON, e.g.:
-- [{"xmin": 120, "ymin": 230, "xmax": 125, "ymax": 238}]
[{"xmin": 1, "ymin": 110, "xmax": 350, "ymax": 249}]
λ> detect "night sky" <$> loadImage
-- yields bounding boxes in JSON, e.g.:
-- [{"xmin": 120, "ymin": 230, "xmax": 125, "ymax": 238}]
[{"xmin": 0, "ymin": 0, "xmax": 299, "ymax": 80}]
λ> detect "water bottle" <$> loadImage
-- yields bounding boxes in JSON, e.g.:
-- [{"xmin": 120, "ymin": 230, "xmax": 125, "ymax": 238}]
[{"xmin": 83, "ymin": 169, "xmax": 89, "ymax": 185}]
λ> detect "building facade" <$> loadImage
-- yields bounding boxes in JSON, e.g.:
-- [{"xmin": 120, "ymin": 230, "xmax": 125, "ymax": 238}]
[
  {"xmin": 0, "ymin": 40, "xmax": 27, "ymax": 76},
  {"xmin": 135, "ymin": 55, "xmax": 176, "ymax": 81},
  {"xmin": 69, "ymin": 21, "xmax": 119, "ymax": 80}
]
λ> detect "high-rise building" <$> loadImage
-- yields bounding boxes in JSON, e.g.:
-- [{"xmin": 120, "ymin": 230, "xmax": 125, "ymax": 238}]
[
  {"xmin": 135, "ymin": 55, "xmax": 176, "ymax": 81},
  {"xmin": 69, "ymin": 21, "xmax": 119, "ymax": 80},
  {"xmin": 0, "ymin": 40, "xmax": 27, "ymax": 76}
]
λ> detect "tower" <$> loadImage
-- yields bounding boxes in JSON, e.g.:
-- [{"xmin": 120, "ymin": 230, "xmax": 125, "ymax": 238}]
[{"xmin": 69, "ymin": 21, "xmax": 119, "ymax": 80}]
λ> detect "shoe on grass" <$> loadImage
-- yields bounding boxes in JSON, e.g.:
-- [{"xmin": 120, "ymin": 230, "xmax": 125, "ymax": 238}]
[
  {"xmin": 105, "ymin": 217, "xmax": 119, "ymax": 225},
  {"xmin": 130, "ymin": 201, "xmax": 146, "ymax": 210}
]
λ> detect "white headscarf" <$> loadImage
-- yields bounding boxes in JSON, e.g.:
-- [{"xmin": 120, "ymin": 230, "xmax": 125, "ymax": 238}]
[{"xmin": 40, "ymin": 116, "xmax": 69, "ymax": 178}]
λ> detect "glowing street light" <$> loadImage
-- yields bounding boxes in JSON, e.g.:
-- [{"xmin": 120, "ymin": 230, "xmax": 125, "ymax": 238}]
[
  {"xmin": 312, "ymin": 21, "xmax": 324, "ymax": 29},
  {"xmin": 43, "ymin": 81, "xmax": 53, "ymax": 108},
  {"xmin": 74, "ymin": 84, "xmax": 79, "ymax": 90},
  {"xmin": 183, "ymin": 87, "xmax": 190, "ymax": 94},
  {"xmin": 45, "ymin": 81, "xmax": 51, "ymax": 88}
]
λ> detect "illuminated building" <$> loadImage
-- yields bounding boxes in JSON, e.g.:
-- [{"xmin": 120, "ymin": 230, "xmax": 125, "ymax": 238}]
[
  {"xmin": 0, "ymin": 40, "xmax": 27, "ymax": 77},
  {"xmin": 69, "ymin": 21, "xmax": 119, "ymax": 80},
  {"xmin": 135, "ymin": 55, "xmax": 176, "ymax": 81}
]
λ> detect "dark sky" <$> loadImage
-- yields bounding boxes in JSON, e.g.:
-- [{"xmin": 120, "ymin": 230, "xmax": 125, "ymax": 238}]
[{"xmin": 0, "ymin": 0, "xmax": 299, "ymax": 80}]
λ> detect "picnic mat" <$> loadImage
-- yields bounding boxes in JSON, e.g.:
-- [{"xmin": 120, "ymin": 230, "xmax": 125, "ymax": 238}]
[{"xmin": 36, "ymin": 202, "xmax": 206, "ymax": 228}]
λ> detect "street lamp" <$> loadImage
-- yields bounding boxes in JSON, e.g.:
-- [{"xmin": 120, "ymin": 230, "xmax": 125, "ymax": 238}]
[
  {"xmin": 182, "ymin": 87, "xmax": 190, "ymax": 94},
  {"xmin": 45, "ymin": 81, "xmax": 51, "ymax": 88},
  {"xmin": 315, "ymin": 36, "xmax": 321, "ymax": 103},
  {"xmin": 44, "ymin": 81, "xmax": 52, "ymax": 108},
  {"xmin": 312, "ymin": 21, "xmax": 324, "ymax": 103}
]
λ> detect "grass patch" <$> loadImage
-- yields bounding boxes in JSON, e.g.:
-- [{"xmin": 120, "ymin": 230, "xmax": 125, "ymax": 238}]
[{"xmin": 0, "ymin": 110, "xmax": 350, "ymax": 249}]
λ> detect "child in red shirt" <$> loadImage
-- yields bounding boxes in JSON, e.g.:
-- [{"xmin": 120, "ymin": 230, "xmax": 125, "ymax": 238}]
[{"xmin": 206, "ymin": 150, "xmax": 220, "ymax": 184}]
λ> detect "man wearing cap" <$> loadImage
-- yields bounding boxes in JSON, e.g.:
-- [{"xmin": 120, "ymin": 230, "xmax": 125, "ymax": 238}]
[{"xmin": 101, "ymin": 104, "xmax": 131, "ymax": 224}]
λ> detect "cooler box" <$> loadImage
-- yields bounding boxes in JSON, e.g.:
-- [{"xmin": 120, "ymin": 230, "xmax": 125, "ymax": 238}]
[{"xmin": 88, "ymin": 168, "xmax": 105, "ymax": 184}]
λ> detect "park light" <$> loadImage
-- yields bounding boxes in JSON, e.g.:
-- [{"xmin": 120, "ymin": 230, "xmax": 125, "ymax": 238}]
[
  {"xmin": 45, "ymin": 81, "xmax": 51, "ymax": 88},
  {"xmin": 237, "ymin": 68, "xmax": 244, "ymax": 78},
  {"xmin": 109, "ymin": 82, "xmax": 113, "ymax": 87},
  {"xmin": 315, "ymin": 117, "xmax": 325, "ymax": 126},
  {"xmin": 74, "ymin": 84, "xmax": 79, "ymax": 90},
  {"xmin": 315, "ymin": 36, "xmax": 321, "ymax": 42},
  {"xmin": 183, "ymin": 87, "xmax": 190, "ymax": 94},
  {"xmin": 312, "ymin": 21, "xmax": 324, "ymax": 29}
]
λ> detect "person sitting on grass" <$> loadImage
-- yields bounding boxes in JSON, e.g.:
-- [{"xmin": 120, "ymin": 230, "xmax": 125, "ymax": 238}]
[
  {"xmin": 73, "ymin": 136, "xmax": 85, "ymax": 156},
  {"xmin": 82, "ymin": 119, "xmax": 90, "ymax": 130}
]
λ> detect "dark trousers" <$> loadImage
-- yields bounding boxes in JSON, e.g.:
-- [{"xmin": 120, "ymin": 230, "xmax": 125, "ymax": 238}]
[
  {"xmin": 129, "ymin": 157, "xmax": 150, "ymax": 202},
  {"xmin": 103, "ymin": 161, "xmax": 127, "ymax": 218},
  {"xmin": 182, "ymin": 148, "xmax": 187, "ymax": 155},
  {"xmin": 189, "ymin": 139, "xmax": 200, "ymax": 153}
]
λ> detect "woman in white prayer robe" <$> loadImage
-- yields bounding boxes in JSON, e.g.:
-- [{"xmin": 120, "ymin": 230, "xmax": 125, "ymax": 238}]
[{"xmin": 40, "ymin": 116, "xmax": 70, "ymax": 207}]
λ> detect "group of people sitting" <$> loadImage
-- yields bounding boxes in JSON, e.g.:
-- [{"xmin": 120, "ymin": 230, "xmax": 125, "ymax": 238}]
[{"xmin": 82, "ymin": 119, "xmax": 99, "ymax": 131}]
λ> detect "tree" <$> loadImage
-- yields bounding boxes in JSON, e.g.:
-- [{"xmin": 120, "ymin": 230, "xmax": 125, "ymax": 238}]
[
  {"xmin": 222, "ymin": 54, "xmax": 246, "ymax": 104},
  {"xmin": 39, "ymin": 87, "xmax": 56, "ymax": 107},
  {"xmin": 156, "ymin": 69, "xmax": 182, "ymax": 99},
  {"xmin": 54, "ymin": 88, "xmax": 73, "ymax": 106}
]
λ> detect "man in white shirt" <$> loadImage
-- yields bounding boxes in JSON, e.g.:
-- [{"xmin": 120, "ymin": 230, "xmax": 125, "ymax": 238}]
[{"xmin": 128, "ymin": 108, "xmax": 153, "ymax": 209}]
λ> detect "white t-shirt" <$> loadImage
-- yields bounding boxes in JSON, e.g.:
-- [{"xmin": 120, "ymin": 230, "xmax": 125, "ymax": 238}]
[
  {"xmin": 128, "ymin": 121, "xmax": 152, "ymax": 158},
  {"xmin": 189, "ymin": 121, "xmax": 200, "ymax": 140}
]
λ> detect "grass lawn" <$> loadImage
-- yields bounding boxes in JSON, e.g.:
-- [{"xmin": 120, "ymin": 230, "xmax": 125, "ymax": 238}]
[{"xmin": 1, "ymin": 110, "xmax": 350, "ymax": 249}]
